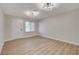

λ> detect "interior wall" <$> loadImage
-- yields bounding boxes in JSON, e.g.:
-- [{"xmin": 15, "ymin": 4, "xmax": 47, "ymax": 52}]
[
  {"xmin": 5, "ymin": 16, "xmax": 39, "ymax": 41},
  {"xmin": 0, "ymin": 8, "xmax": 5, "ymax": 53},
  {"xmin": 39, "ymin": 8, "xmax": 79, "ymax": 45},
  {"xmin": 4, "ymin": 16, "xmax": 12, "ymax": 40},
  {"xmin": 35, "ymin": 20, "xmax": 39, "ymax": 33}
]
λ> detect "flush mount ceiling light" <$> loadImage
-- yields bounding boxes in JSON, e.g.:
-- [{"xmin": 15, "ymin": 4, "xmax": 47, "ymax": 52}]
[
  {"xmin": 38, "ymin": 3, "xmax": 56, "ymax": 11},
  {"xmin": 25, "ymin": 11, "xmax": 40, "ymax": 17}
]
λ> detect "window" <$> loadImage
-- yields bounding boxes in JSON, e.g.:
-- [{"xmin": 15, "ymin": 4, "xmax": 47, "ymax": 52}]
[{"xmin": 25, "ymin": 21, "xmax": 35, "ymax": 32}]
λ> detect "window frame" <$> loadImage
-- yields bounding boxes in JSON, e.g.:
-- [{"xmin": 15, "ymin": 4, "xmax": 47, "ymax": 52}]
[{"xmin": 24, "ymin": 21, "xmax": 35, "ymax": 33}]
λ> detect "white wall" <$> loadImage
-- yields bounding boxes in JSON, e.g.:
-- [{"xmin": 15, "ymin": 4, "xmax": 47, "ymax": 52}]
[
  {"xmin": 11, "ymin": 18, "xmax": 24, "ymax": 39},
  {"xmin": 39, "ymin": 8, "xmax": 79, "ymax": 45},
  {"xmin": 4, "ymin": 8, "xmax": 79, "ymax": 46},
  {"xmin": 4, "ymin": 16, "xmax": 12, "ymax": 40},
  {"xmin": 5, "ymin": 16, "xmax": 39, "ymax": 41},
  {"xmin": 0, "ymin": 8, "xmax": 5, "ymax": 53}
]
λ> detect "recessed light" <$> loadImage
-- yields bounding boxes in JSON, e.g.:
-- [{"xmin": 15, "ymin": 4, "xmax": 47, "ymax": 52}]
[{"xmin": 24, "ymin": 11, "xmax": 40, "ymax": 17}]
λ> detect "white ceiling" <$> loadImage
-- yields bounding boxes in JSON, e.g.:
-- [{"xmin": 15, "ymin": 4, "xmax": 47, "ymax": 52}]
[{"xmin": 0, "ymin": 3, "xmax": 79, "ymax": 20}]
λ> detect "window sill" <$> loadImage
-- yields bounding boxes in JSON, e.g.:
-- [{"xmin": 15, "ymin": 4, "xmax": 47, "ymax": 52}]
[{"xmin": 25, "ymin": 31, "xmax": 35, "ymax": 33}]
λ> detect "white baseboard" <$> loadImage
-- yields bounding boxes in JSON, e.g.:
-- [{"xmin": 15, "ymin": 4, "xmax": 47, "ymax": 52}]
[
  {"xmin": 5, "ymin": 34, "xmax": 39, "ymax": 42},
  {"xmin": 5, "ymin": 33, "xmax": 79, "ymax": 46},
  {"xmin": 0, "ymin": 42, "xmax": 5, "ymax": 54},
  {"xmin": 40, "ymin": 34, "xmax": 79, "ymax": 46}
]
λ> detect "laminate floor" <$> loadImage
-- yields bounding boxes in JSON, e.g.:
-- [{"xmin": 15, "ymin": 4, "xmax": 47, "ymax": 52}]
[{"xmin": 1, "ymin": 36, "xmax": 79, "ymax": 55}]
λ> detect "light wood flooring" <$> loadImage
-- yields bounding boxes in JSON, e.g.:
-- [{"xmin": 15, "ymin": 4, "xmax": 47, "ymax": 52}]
[{"xmin": 1, "ymin": 36, "xmax": 79, "ymax": 55}]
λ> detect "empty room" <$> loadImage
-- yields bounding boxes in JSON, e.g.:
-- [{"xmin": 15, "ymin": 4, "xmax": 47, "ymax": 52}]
[{"xmin": 0, "ymin": 3, "xmax": 79, "ymax": 55}]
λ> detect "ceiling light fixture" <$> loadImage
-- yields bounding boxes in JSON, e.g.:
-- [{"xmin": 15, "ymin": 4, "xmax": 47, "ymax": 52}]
[
  {"xmin": 38, "ymin": 3, "xmax": 56, "ymax": 11},
  {"xmin": 25, "ymin": 11, "xmax": 40, "ymax": 17}
]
